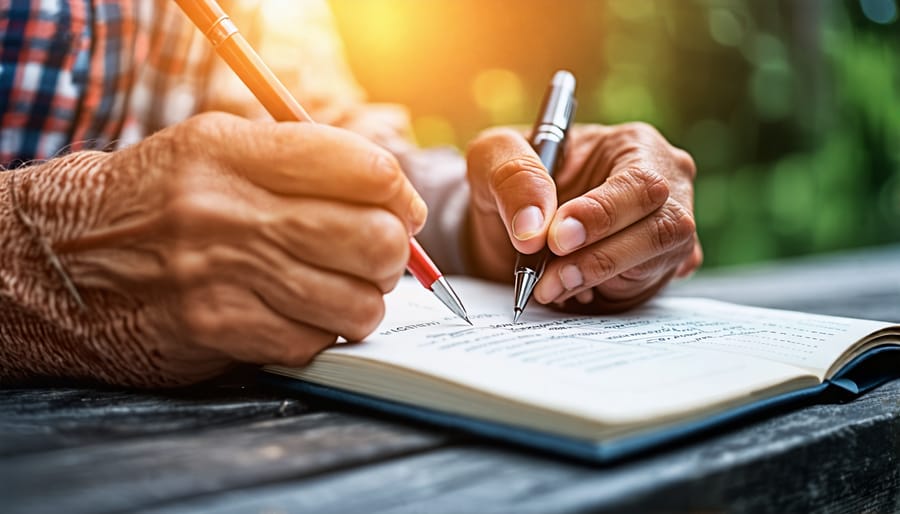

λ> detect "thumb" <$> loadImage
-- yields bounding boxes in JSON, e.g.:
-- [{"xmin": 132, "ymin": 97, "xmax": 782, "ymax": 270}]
[{"xmin": 466, "ymin": 128, "xmax": 557, "ymax": 255}]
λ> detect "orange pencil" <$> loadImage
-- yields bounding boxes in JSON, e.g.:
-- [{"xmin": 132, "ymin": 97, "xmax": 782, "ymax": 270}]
[{"xmin": 174, "ymin": 0, "xmax": 470, "ymax": 324}]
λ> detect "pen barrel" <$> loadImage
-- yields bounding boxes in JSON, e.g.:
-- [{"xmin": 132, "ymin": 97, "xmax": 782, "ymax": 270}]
[
  {"xmin": 407, "ymin": 238, "xmax": 441, "ymax": 289},
  {"xmin": 532, "ymin": 138, "xmax": 564, "ymax": 180},
  {"xmin": 514, "ymin": 247, "xmax": 549, "ymax": 279}
]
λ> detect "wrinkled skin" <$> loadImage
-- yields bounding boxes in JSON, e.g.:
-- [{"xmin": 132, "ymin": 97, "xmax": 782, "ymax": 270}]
[
  {"xmin": 0, "ymin": 112, "xmax": 426, "ymax": 387},
  {"xmin": 465, "ymin": 122, "xmax": 702, "ymax": 312},
  {"xmin": 1, "ymin": 115, "xmax": 702, "ymax": 387}
]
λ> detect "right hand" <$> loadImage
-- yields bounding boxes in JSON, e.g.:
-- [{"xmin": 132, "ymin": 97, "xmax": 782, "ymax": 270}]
[{"xmin": 30, "ymin": 112, "xmax": 427, "ymax": 386}]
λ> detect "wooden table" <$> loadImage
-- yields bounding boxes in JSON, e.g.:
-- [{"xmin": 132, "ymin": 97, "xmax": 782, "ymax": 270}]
[{"xmin": 3, "ymin": 245, "xmax": 900, "ymax": 514}]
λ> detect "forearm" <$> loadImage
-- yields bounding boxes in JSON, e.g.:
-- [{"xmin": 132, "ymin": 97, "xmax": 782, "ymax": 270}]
[{"xmin": 0, "ymin": 153, "xmax": 176, "ymax": 387}]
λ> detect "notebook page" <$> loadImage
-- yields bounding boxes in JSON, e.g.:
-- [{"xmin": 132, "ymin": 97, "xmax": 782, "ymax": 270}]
[
  {"xmin": 387, "ymin": 277, "xmax": 889, "ymax": 370},
  {"xmin": 297, "ymin": 277, "xmax": 855, "ymax": 424}
]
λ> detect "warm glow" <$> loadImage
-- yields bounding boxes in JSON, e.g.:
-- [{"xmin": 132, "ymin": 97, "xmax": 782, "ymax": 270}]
[
  {"xmin": 471, "ymin": 68, "xmax": 526, "ymax": 125},
  {"xmin": 324, "ymin": 0, "xmax": 900, "ymax": 267},
  {"xmin": 412, "ymin": 115, "xmax": 457, "ymax": 147}
]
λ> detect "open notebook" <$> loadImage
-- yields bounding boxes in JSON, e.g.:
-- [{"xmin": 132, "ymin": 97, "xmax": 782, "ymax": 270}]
[{"xmin": 263, "ymin": 276, "xmax": 900, "ymax": 462}]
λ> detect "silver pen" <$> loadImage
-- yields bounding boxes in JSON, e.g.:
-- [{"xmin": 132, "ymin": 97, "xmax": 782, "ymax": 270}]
[{"xmin": 512, "ymin": 70, "xmax": 577, "ymax": 323}]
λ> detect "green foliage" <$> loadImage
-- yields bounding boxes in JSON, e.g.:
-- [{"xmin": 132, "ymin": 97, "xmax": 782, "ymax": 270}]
[
  {"xmin": 592, "ymin": 0, "xmax": 900, "ymax": 266},
  {"xmin": 334, "ymin": 0, "xmax": 900, "ymax": 268}
]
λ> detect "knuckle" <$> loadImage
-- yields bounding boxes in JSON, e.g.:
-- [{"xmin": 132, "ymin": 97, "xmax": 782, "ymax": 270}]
[
  {"xmin": 674, "ymin": 237, "xmax": 699, "ymax": 263},
  {"xmin": 144, "ymin": 123, "xmax": 208, "ymax": 176},
  {"xmin": 691, "ymin": 240, "xmax": 705, "ymax": 268},
  {"xmin": 580, "ymin": 192, "xmax": 616, "ymax": 233},
  {"xmin": 178, "ymin": 112, "xmax": 239, "ymax": 146},
  {"xmin": 608, "ymin": 139, "xmax": 644, "ymax": 162},
  {"xmin": 620, "ymin": 121, "xmax": 660, "ymax": 140},
  {"xmin": 168, "ymin": 249, "xmax": 207, "ymax": 289},
  {"xmin": 188, "ymin": 110, "xmax": 234, "ymax": 127},
  {"xmin": 575, "ymin": 124, "xmax": 608, "ymax": 140},
  {"xmin": 345, "ymin": 291, "xmax": 385, "ymax": 341},
  {"xmin": 467, "ymin": 127, "xmax": 521, "ymax": 157},
  {"xmin": 489, "ymin": 157, "xmax": 549, "ymax": 195},
  {"xmin": 181, "ymin": 299, "xmax": 220, "ymax": 340},
  {"xmin": 672, "ymin": 147, "xmax": 697, "ymax": 178},
  {"xmin": 652, "ymin": 203, "xmax": 696, "ymax": 252},
  {"xmin": 621, "ymin": 166, "xmax": 669, "ymax": 210},
  {"xmin": 584, "ymin": 249, "xmax": 617, "ymax": 282},
  {"xmin": 366, "ymin": 151, "xmax": 405, "ymax": 203},
  {"xmin": 375, "ymin": 270, "xmax": 406, "ymax": 294},
  {"xmin": 653, "ymin": 213, "xmax": 678, "ymax": 252},
  {"xmin": 361, "ymin": 210, "xmax": 409, "ymax": 278},
  {"xmin": 620, "ymin": 261, "xmax": 658, "ymax": 281}
]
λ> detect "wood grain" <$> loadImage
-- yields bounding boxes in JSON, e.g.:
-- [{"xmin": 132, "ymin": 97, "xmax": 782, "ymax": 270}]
[
  {"xmin": 0, "ymin": 374, "xmax": 308, "ymax": 456},
  {"xmin": 0, "ymin": 410, "xmax": 449, "ymax": 514},
  {"xmin": 137, "ymin": 380, "xmax": 900, "ymax": 514}
]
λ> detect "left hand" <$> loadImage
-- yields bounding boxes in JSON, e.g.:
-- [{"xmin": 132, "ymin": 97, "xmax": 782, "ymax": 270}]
[{"xmin": 465, "ymin": 122, "xmax": 702, "ymax": 312}]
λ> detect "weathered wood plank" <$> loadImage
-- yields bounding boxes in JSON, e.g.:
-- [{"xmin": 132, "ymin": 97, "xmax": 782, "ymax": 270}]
[
  {"xmin": 0, "ymin": 410, "xmax": 450, "ymax": 514},
  {"xmin": 0, "ymin": 373, "xmax": 308, "ymax": 456},
  {"xmin": 139, "ymin": 380, "xmax": 900, "ymax": 514},
  {"xmin": 2, "ymin": 246, "xmax": 898, "ymax": 514}
]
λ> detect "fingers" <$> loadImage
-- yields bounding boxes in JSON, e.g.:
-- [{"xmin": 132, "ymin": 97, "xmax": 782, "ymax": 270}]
[
  {"xmin": 169, "ymin": 195, "xmax": 402, "ymax": 345},
  {"xmin": 676, "ymin": 237, "xmax": 704, "ymax": 278},
  {"xmin": 597, "ymin": 253, "xmax": 685, "ymax": 300},
  {"xmin": 258, "ymin": 196, "xmax": 411, "ymax": 289},
  {"xmin": 177, "ymin": 112, "xmax": 427, "ymax": 235},
  {"xmin": 466, "ymin": 127, "xmax": 558, "ymax": 255},
  {"xmin": 235, "ymin": 257, "xmax": 392, "ymax": 343},
  {"xmin": 527, "ymin": 122, "xmax": 699, "ymax": 309},
  {"xmin": 533, "ymin": 199, "xmax": 696, "ymax": 304},
  {"xmin": 180, "ymin": 283, "xmax": 338, "ymax": 367},
  {"xmin": 179, "ymin": 261, "xmax": 393, "ymax": 367},
  {"xmin": 547, "ymin": 166, "xmax": 670, "ymax": 256}
]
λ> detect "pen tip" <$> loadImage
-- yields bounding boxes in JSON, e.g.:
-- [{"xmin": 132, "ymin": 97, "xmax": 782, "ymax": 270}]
[
  {"xmin": 430, "ymin": 276, "xmax": 471, "ymax": 326},
  {"xmin": 513, "ymin": 309, "xmax": 522, "ymax": 324}
]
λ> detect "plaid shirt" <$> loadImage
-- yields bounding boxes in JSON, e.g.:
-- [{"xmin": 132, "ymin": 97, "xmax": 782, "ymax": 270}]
[
  {"xmin": 0, "ymin": 0, "xmax": 468, "ymax": 273},
  {"xmin": 0, "ymin": 0, "xmax": 366, "ymax": 168}
]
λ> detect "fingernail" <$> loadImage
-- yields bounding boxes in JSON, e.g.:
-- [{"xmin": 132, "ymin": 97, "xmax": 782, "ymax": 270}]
[
  {"xmin": 512, "ymin": 206, "xmax": 544, "ymax": 240},
  {"xmin": 535, "ymin": 276, "xmax": 564, "ymax": 304},
  {"xmin": 560, "ymin": 264, "xmax": 584, "ymax": 290},
  {"xmin": 555, "ymin": 217, "xmax": 586, "ymax": 252}
]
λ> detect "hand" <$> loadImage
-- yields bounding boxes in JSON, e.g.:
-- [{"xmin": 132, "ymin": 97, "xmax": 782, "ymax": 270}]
[
  {"xmin": 465, "ymin": 122, "xmax": 702, "ymax": 312},
  {"xmin": 3, "ymin": 112, "xmax": 426, "ymax": 386}
]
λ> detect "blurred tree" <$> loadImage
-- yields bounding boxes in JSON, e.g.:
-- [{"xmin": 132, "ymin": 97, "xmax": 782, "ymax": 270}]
[{"xmin": 330, "ymin": 0, "xmax": 900, "ymax": 268}]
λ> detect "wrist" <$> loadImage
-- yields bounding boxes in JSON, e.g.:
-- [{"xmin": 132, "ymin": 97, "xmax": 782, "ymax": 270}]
[
  {"xmin": 1, "ymin": 152, "xmax": 110, "ymax": 315},
  {"xmin": 0, "ymin": 152, "xmax": 184, "ymax": 387}
]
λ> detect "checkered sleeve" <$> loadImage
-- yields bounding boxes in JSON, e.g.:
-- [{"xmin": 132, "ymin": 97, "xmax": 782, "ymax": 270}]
[
  {"xmin": 0, "ymin": 0, "xmax": 146, "ymax": 167},
  {"xmin": 0, "ymin": 0, "xmax": 469, "ymax": 271}
]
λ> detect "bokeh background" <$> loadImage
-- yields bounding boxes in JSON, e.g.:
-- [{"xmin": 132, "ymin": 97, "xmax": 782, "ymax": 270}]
[{"xmin": 330, "ymin": 0, "xmax": 900, "ymax": 269}]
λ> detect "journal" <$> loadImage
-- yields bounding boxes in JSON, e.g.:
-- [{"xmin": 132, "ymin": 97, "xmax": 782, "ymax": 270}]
[{"xmin": 263, "ymin": 276, "xmax": 900, "ymax": 462}]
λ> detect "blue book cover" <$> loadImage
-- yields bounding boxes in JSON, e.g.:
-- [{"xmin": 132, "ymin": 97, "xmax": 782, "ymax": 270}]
[
  {"xmin": 261, "ymin": 346, "xmax": 899, "ymax": 463},
  {"xmin": 259, "ymin": 278, "xmax": 900, "ymax": 463}
]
